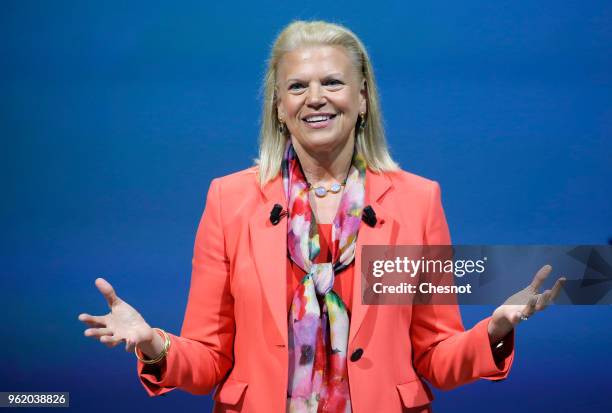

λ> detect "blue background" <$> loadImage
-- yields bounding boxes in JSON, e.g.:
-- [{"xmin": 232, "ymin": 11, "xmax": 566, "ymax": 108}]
[{"xmin": 2, "ymin": 1, "xmax": 611, "ymax": 411}]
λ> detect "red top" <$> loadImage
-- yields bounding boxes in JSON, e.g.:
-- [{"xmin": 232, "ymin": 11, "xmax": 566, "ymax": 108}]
[{"xmin": 286, "ymin": 223, "xmax": 354, "ymax": 314}]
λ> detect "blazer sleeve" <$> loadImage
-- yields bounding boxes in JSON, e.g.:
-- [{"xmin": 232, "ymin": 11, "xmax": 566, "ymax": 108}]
[
  {"xmin": 137, "ymin": 178, "xmax": 235, "ymax": 396},
  {"xmin": 409, "ymin": 181, "xmax": 515, "ymax": 390}
]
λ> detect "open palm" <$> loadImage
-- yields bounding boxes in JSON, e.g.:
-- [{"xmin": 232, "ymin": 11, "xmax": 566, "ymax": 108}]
[
  {"xmin": 78, "ymin": 278, "xmax": 154, "ymax": 352},
  {"xmin": 488, "ymin": 265, "xmax": 566, "ymax": 342}
]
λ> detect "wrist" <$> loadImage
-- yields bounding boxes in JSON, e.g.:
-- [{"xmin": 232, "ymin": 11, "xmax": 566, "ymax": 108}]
[{"xmin": 137, "ymin": 328, "xmax": 166, "ymax": 360}]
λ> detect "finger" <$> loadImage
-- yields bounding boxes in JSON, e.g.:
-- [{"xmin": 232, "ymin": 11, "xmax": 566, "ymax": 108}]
[
  {"xmin": 95, "ymin": 278, "xmax": 120, "ymax": 308},
  {"xmin": 84, "ymin": 328, "xmax": 113, "ymax": 338},
  {"xmin": 522, "ymin": 295, "xmax": 538, "ymax": 318},
  {"xmin": 81, "ymin": 320, "xmax": 106, "ymax": 328},
  {"xmin": 513, "ymin": 311, "xmax": 524, "ymax": 324},
  {"xmin": 529, "ymin": 264, "xmax": 552, "ymax": 291},
  {"xmin": 125, "ymin": 336, "xmax": 137, "ymax": 353},
  {"xmin": 535, "ymin": 290, "xmax": 552, "ymax": 311},
  {"xmin": 549, "ymin": 277, "xmax": 567, "ymax": 302},
  {"xmin": 100, "ymin": 334, "xmax": 123, "ymax": 348},
  {"xmin": 78, "ymin": 313, "xmax": 106, "ymax": 327}
]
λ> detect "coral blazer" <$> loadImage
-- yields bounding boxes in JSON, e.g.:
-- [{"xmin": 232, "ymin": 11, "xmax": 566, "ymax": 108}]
[{"xmin": 137, "ymin": 166, "xmax": 514, "ymax": 412}]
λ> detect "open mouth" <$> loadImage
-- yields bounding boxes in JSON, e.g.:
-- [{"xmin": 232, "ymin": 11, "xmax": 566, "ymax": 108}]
[
  {"xmin": 303, "ymin": 113, "xmax": 337, "ymax": 123},
  {"xmin": 302, "ymin": 113, "xmax": 337, "ymax": 128}
]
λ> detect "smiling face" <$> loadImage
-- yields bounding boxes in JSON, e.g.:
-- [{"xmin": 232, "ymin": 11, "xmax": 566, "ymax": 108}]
[{"xmin": 276, "ymin": 45, "xmax": 367, "ymax": 156}]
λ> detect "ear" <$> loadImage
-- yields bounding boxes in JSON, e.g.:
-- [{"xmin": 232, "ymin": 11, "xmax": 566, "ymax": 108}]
[
  {"xmin": 276, "ymin": 91, "xmax": 284, "ymax": 120},
  {"xmin": 359, "ymin": 79, "xmax": 368, "ymax": 114}
]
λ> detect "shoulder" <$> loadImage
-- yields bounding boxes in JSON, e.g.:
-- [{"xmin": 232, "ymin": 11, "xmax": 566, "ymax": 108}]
[
  {"xmin": 375, "ymin": 169, "xmax": 448, "ymax": 233},
  {"xmin": 204, "ymin": 166, "xmax": 265, "ymax": 224},
  {"xmin": 211, "ymin": 165, "xmax": 260, "ymax": 192},
  {"xmin": 378, "ymin": 168, "xmax": 441, "ymax": 201}
]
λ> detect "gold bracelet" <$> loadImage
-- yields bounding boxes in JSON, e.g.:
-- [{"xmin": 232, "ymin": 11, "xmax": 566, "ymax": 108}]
[{"xmin": 134, "ymin": 328, "xmax": 171, "ymax": 364}]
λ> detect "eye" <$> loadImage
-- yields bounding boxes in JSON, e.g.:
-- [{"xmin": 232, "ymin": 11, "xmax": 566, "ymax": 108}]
[
  {"xmin": 288, "ymin": 82, "xmax": 305, "ymax": 91},
  {"xmin": 325, "ymin": 79, "xmax": 343, "ymax": 86}
]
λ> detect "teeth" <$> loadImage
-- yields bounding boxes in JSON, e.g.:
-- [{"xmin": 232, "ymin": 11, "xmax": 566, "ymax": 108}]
[{"xmin": 304, "ymin": 114, "xmax": 333, "ymax": 122}]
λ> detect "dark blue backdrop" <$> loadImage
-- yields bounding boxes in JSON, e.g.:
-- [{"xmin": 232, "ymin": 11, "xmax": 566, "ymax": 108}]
[{"xmin": 2, "ymin": 1, "xmax": 611, "ymax": 412}]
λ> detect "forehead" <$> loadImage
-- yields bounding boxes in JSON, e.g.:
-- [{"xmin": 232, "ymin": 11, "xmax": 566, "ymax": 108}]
[{"xmin": 277, "ymin": 45, "xmax": 356, "ymax": 79}]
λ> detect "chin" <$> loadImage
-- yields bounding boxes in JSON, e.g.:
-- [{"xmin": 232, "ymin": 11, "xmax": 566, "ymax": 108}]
[
  {"xmin": 296, "ymin": 131, "xmax": 351, "ymax": 153},
  {"xmin": 304, "ymin": 139, "xmax": 348, "ymax": 154}
]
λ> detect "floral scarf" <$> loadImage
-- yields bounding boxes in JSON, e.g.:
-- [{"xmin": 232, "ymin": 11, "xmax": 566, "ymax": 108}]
[{"xmin": 283, "ymin": 140, "xmax": 366, "ymax": 413}]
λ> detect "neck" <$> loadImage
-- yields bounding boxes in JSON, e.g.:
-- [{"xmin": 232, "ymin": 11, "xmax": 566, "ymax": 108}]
[{"xmin": 291, "ymin": 135, "xmax": 355, "ymax": 185}]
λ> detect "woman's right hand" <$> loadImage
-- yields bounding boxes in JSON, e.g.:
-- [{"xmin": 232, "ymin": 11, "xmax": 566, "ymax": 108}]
[{"xmin": 78, "ymin": 278, "xmax": 157, "ymax": 355}]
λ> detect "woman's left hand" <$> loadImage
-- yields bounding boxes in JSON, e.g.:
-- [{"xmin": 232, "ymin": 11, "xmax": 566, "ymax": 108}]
[{"xmin": 488, "ymin": 264, "xmax": 566, "ymax": 343}]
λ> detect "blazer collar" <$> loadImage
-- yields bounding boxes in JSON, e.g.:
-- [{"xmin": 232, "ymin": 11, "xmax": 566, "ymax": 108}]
[{"xmin": 249, "ymin": 168, "xmax": 398, "ymax": 345}]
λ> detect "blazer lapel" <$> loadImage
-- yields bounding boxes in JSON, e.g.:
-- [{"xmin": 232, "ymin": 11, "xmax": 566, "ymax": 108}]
[
  {"xmin": 349, "ymin": 169, "xmax": 399, "ymax": 345},
  {"xmin": 249, "ymin": 174, "xmax": 289, "ymax": 345}
]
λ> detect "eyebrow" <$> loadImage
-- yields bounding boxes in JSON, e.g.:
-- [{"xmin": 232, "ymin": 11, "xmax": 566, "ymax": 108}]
[{"xmin": 285, "ymin": 72, "xmax": 345, "ymax": 84}]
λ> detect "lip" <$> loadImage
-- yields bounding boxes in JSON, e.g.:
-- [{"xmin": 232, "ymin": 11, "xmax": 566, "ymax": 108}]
[
  {"xmin": 301, "ymin": 112, "xmax": 336, "ymax": 121},
  {"xmin": 302, "ymin": 113, "xmax": 337, "ymax": 129}
]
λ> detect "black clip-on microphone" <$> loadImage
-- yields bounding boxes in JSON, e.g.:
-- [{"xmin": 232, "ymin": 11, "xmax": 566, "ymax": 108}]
[
  {"xmin": 362, "ymin": 205, "xmax": 377, "ymax": 227},
  {"xmin": 269, "ymin": 203, "xmax": 287, "ymax": 225}
]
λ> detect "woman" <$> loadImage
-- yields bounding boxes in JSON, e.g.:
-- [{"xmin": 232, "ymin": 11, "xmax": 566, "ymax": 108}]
[{"xmin": 78, "ymin": 20, "xmax": 565, "ymax": 412}]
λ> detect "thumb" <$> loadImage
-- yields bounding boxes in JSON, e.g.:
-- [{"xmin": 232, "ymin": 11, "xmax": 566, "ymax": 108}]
[{"xmin": 95, "ymin": 277, "xmax": 120, "ymax": 308}]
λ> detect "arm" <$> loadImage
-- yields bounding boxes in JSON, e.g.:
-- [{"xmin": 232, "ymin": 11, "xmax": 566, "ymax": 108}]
[
  {"xmin": 138, "ymin": 178, "xmax": 235, "ymax": 396},
  {"xmin": 409, "ymin": 182, "xmax": 514, "ymax": 390}
]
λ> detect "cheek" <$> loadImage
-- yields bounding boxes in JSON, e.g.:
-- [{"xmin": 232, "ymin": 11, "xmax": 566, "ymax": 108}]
[
  {"xmin": 336, "ymin": 92, "xmax": 361, "ymax": 114},
  {"xmin": 281, "ymin": 97, "xmax": 302, "ymax": 117}
]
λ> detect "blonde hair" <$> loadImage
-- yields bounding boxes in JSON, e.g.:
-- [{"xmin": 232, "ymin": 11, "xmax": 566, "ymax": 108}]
[{"xmin": 256, "ymin": 20, "xmax": 400, "ymax": 186}]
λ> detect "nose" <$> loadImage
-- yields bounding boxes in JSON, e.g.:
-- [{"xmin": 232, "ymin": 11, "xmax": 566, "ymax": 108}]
[{"xmin": 306, "ymin": 84, "xmax": 326, "ymax": 109}]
